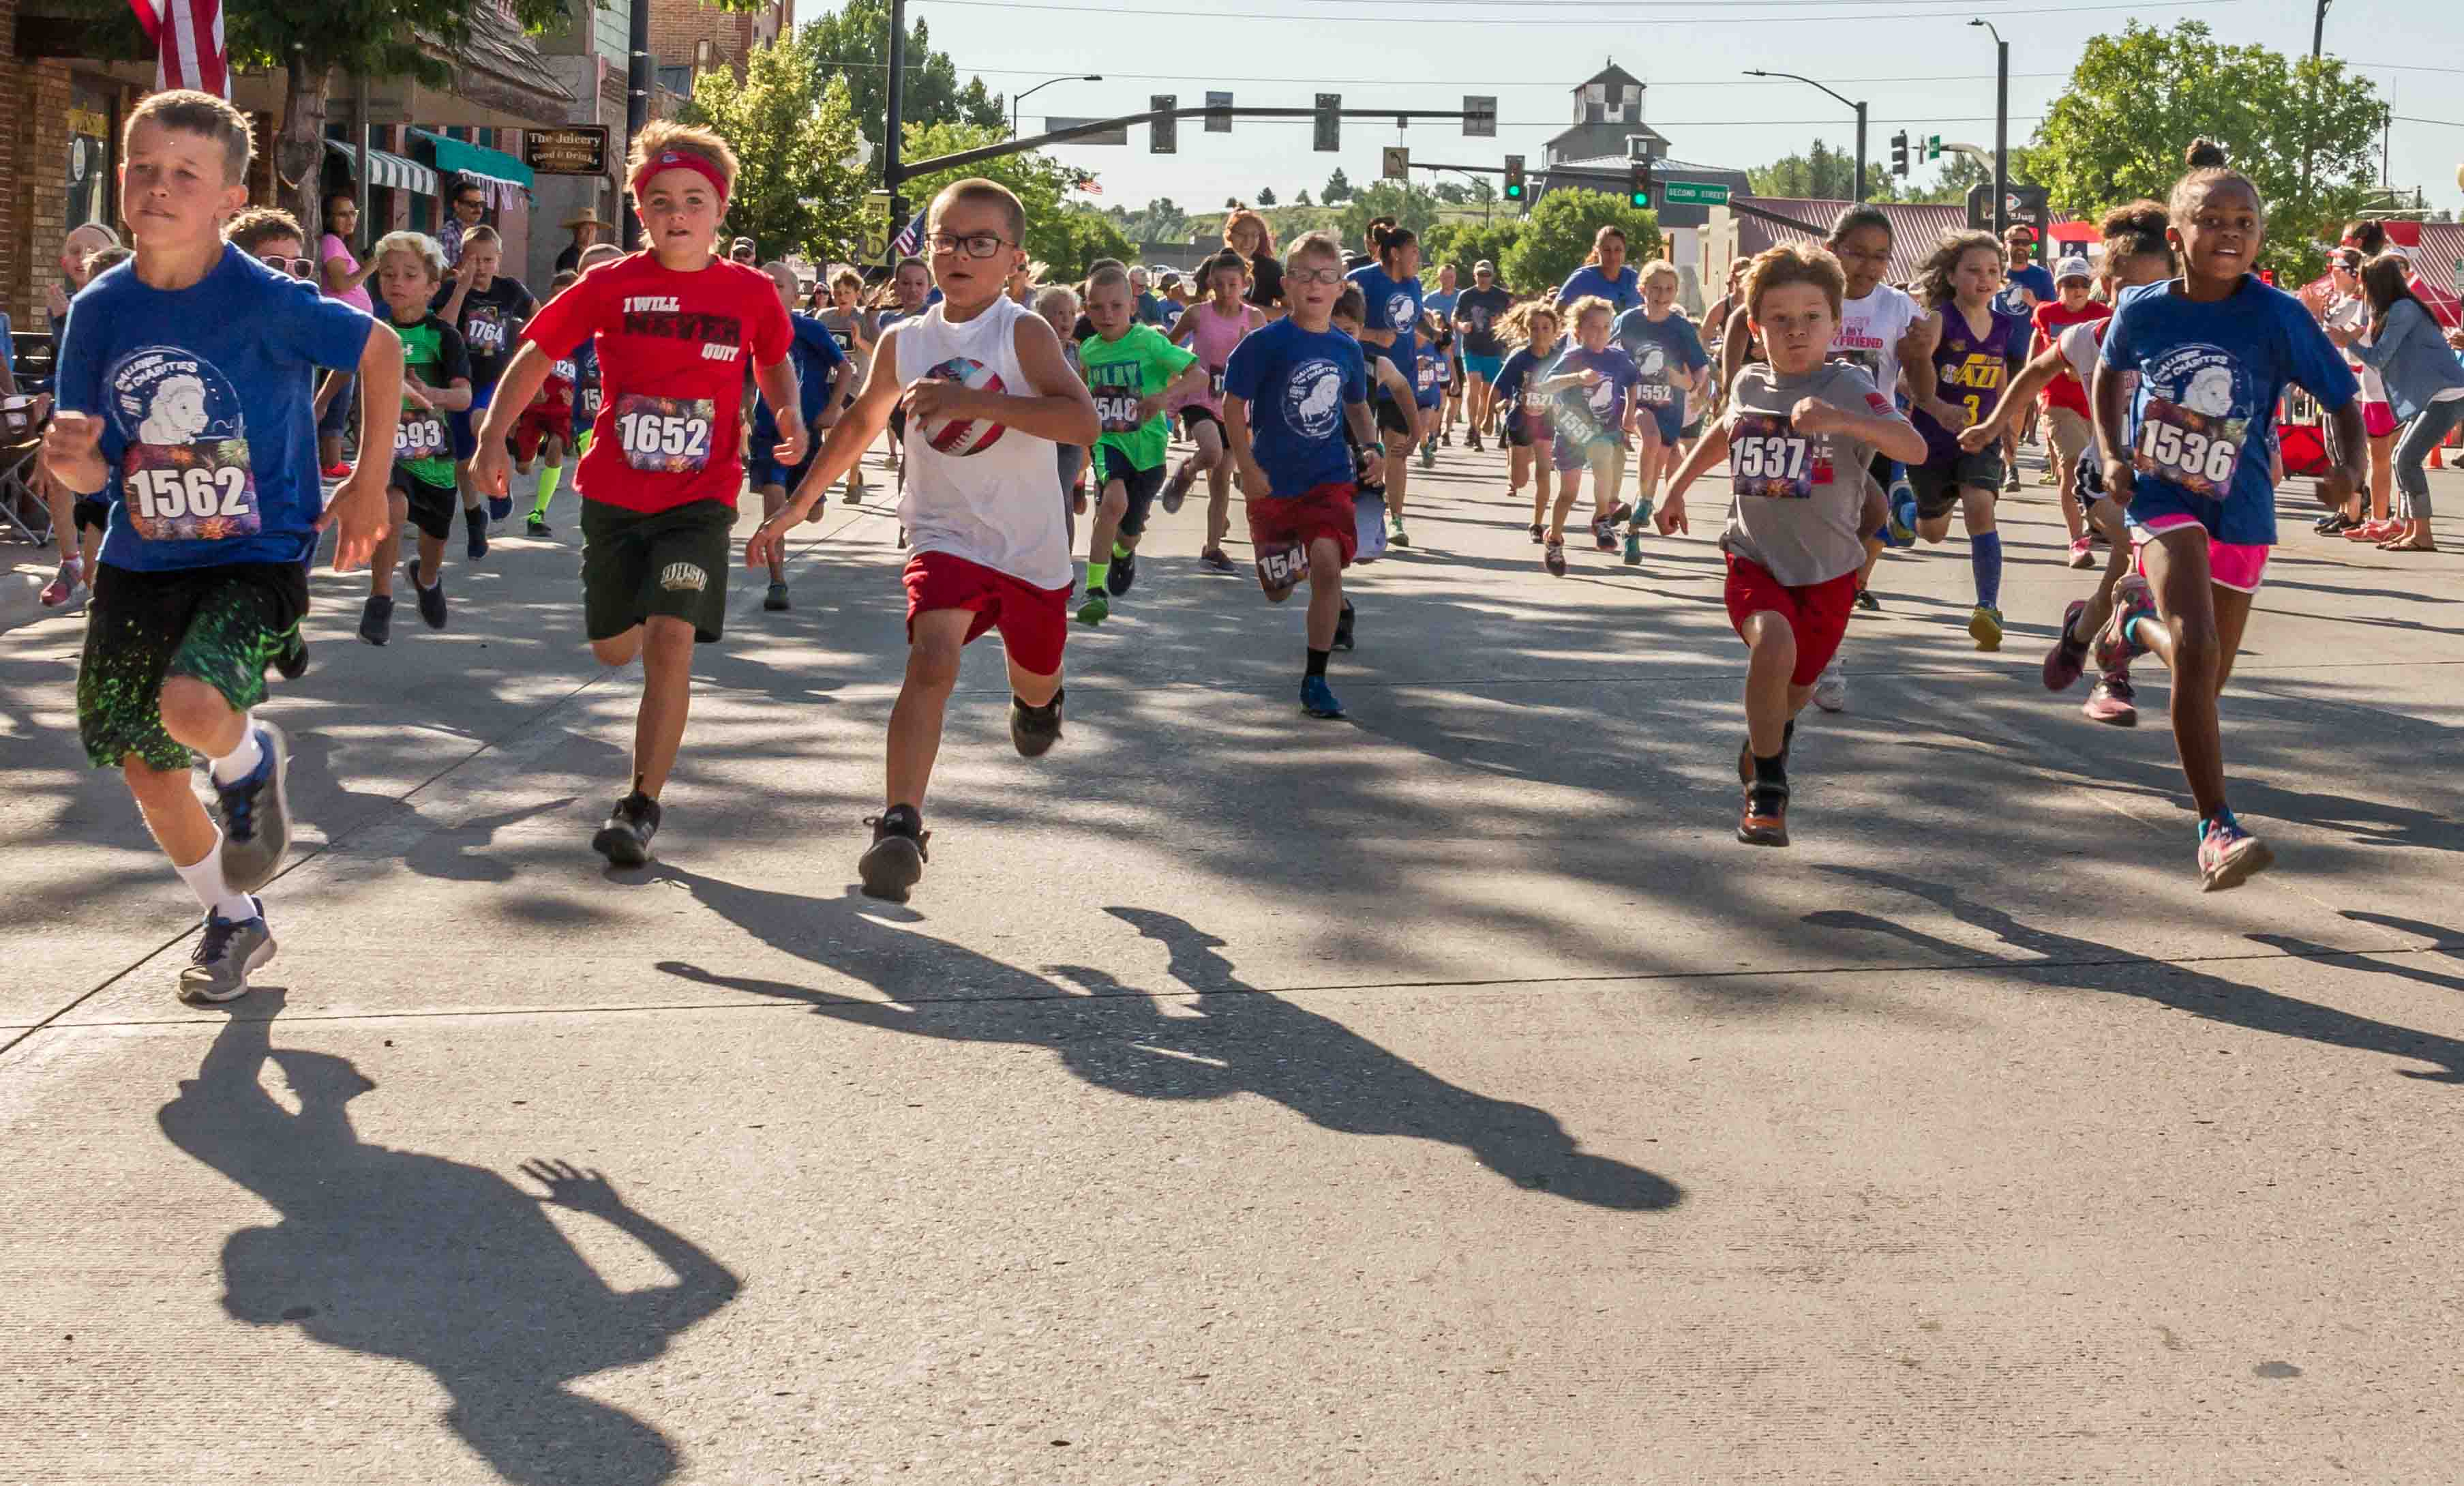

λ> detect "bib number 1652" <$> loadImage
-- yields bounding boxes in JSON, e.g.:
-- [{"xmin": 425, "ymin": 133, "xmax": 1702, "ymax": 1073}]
[{"xmin": 612, "ymin": 395, "xmax": 717, "ymax": 473}]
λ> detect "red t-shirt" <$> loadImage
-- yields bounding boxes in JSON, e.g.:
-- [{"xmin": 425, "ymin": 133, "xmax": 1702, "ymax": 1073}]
[
  {"xmin": 2031, "ymin": 299, "xmax": 2111, "ymax": 415},
  {"xmin": 520, "ymin": 252, "xmax": 791, "ymax": 512}
]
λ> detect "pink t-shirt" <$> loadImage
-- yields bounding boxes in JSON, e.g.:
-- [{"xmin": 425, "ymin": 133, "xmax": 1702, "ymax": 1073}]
[{"xmin": 320, "ymin": 233, "xmax": 373, "ymax": 313}]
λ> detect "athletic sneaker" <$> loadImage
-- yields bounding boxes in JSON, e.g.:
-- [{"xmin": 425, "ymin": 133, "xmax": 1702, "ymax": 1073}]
[
  {"xmin": 2002, "ymin": 466, "xmax": 2021, "ymax": 494},
  {"xmin": 1622, "ymin": 529, "xmax": 1643, "ymax": 565},
  {"xmin": 2082, "ymin": 674, "xmax": 2137, "ymax": 726},
  {"xmin": 1439, "ymin": 430, "xmax": 1452, "ymax": 447},
  {"xmin": 859, "ymin": 805, "xmax": 929, "ymax": 901},
  {"xmin": 1300, "ymin": 674, "xmax": 1345, "ymax": 718},
  {"xmin": 1737, "ymin": 783, "xmax": 1790, "ymax": 847},
  {"xmin": 1160, "ymin": 464, "xmax": 1195, "ymax": 515},
  {"xmin": 1968, "ymin": 604, "xmax": 2004, "ymax": 651},
  {"xmin": 321, "ymin": 462, "xmax": 351, "ymax": 481},
  {"xmin": 1528, "ymin": 522, "xmax": 1544, "ymax": 544},
  {"xmin": 1854, "ymin": 589, "xmax": 1881, "ymax": 613},
  {"xmin": 179, "ymin": 897, "xmax": 274, "ymax": 1005},
  {"xmin": 213, "ymin": 723, "xmax": 292, "ymax": 894},
  {"xmin": 2094, "ymin": 576, "xmax": 2157, "ymax": 675},
  {"xmin": 2067, "ymin": 536, "xmax": 2095, "ymax": 569},
  {"xmin": 764, "ymin": 580, "xmax": 790, "ymax": 612},
  {"xmin": 526, "ymin": 516, "xmax": 552, "ymax": 537},
  {"xmin": 38, "ymin": 561, "xmax": 85, "ymax": 610},
  {"xmin": 1010, "ymin": 688, "xmax": 1064, "ymax": 757},
  {"xmin": 592, "ymin": 790, "xmax": 661, "ymax": 867},
  {"xmin": 1199, "ymin": 548, "xmax": 1237, "ymax": 575},
  {"xmin": 1468, "ymin": 432, "xmax": 1484, "ymax": 453},
  {"xmin": 1544, "ymin": 539, "xmax": 1566, "ymax": 577},
  {"xmin": 1332, "ymin": 602, "xmax": 1355, "ymax": 653},
  {"xmin": 359, "ymin": 593, "xmax": 393, "ymax": 647},
  {"xmin": 1076, "ymin": 590, "xmax": 1110, "ymax": 625},
  {"xmin": 1591, "ymin": 518, "xmax": 1616, "ymax": 552},
  {"xmin": 1417, "ymin": 441, "xmax": 1435, "ymax": 471},
  {"xmin": 273, "ymin": 631, "xmax": 310, "ymax": 681},
  {"xmin": 465, "ymin": 512, "xmax": 487, "ymax": 563},
  {"xmin": 2314, "ymin": 511, "xmax": 2356, "ymax": 535},
  {"xmin": 415, "ymin": 574, "xmax": 447, "ymax": 631},
  {"xmin": 2197, "ymin": 814, "xmax": 2274, "ymax": 892},
  {"xmin": 1812, "ymin": 663, "xmax": 1846, "ymax": 713},
  {"xmin": 1389, "ymin": 516, "xmax": 1410, "ymax": 548},
  {"xmin": 2043, "ymin": 599, "xmax": 2090, "ymax": 692},
  {"xmin": 1604, "ymin": 502, "xmax": 1632, "ymax": 525},
  {"xmin": 487, "ymin": 495, "xmax": 513, "ymax": 522},
  {"xmin": 1105, "ymin": 551, "xmax": 1137, "ymax": 596},
  {"xmin": 1885, "ymin": 495, "xmax": 1915, "ymax": 546},
  {"xmin": 842, "ymin": 479, "xmax": 866, "ymax": 505}
]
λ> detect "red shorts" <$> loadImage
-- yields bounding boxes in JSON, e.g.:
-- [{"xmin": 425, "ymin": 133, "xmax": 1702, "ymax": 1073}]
[
  {"xmin": 902, "ymin": 550, "xmax": 1071, "ymax": 677},
  {"xmin": 1723, "ymin": 553, "xmax": 1857, "ymax": 686},
  {"xmin": 1246, "ymin": 482, "xmax": 1357, "ymax": 589},
  {"xmin": 513, "ymin": 400, "xmax": 573, "ymax": 462}
]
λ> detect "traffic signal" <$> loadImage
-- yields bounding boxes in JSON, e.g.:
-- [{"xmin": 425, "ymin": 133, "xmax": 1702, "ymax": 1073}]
[
  {"xmin": 1926, "ymin": 134, "xmax": 1944, "ymax": 161},
  {"xmin": 1151, "ymin": 95, "xmax": 1176, "ymax": 154},
  {"xmin": 1314, "ymin": 93, "xmax": 1340, "ymax": 153},
  {"xmin": 1627, "ymin": 158, "xmax": 1653, "ymax": 209},
  {"xmin": 1891, "ymin": 131, "xmax": 1910, "ymax": 177},
  {"xmin": 1503, "ymin": 154, "xmax": 1525, "ymax": 200}
]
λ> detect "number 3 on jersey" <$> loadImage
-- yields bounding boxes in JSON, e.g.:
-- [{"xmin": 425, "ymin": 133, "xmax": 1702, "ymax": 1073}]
[{"xmin": 612, "ymin": 393, "xmax": 717, "ymax": 474}]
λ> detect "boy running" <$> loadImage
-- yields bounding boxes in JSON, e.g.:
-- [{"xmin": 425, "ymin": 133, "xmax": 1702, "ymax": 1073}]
[
  {"xmin": 435, "ymin": 224, "xmax": 536, "ymax": 554},
  {"xmin": 474, "ymin": 122, "xmax": 800, "ymax": 867},
  {"xmin": 1075, "ymin": 263, "xmax": 1204, "ymax": 624},
  {"xmin": 1658, "ymin": 243, "xmax": 1924, "ymax": 847},
  {"xmin": 1454, "ymin": 261, "xmax": 1514, "ymax": 450},
  {"xmin": 749, "ymin": 259, "xmax": 848, "ymax": 611},
  {"xmin": 359, "ymin": 231, "xmax": 470, "ymax": 646},
  {"xmin": 512, "ymin": 269, "xmax": 581, "ymax": 536},
  {"xmin": 45, "ymin": 90, "xmax": 401, "ymax": 1002},
  {"xmin": 748, "ymin": 179, "xmax": 1098, "ymax": 902},
  {"xmin": 1225, "ymin": 231, "xmax": 1379, "ymax": 719}
]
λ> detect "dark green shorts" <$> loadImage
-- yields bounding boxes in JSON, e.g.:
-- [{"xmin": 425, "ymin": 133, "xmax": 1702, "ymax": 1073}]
[
  {"xmin": 78, "ymin": 561, "xmax": 307, "ymax": 771},
  {"xmin": 580, "ymin": 499, "xmax": 734, "ymax": 644}
]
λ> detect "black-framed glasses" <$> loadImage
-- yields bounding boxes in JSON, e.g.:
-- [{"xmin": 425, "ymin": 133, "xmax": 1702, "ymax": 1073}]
[
  {"xmin": 1286, "ymin": 266, "xmax": 1344, "ymax": 286},
  {"xmin": 925, "ymin": 231, "xmax": 1012, "ymax": 259},
  {"xmin": 454, "ymin": 198, "xmax": 485, "ymax": 214}
]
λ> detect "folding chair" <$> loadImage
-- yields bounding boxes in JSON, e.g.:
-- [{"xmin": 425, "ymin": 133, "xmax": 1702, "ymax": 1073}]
[{"xmin": 0, "ymin": 314, "xmax": 57, "ymax": 546}]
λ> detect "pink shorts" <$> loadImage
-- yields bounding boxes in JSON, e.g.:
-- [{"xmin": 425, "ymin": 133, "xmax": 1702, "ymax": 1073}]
[
  {"xmin": 2362, "ymin": 400, "xmax": 2398, "ymax": 440},
  {"xmin": 2132, "ymin": 515, "xmax": 2270, "ymax": 594}
]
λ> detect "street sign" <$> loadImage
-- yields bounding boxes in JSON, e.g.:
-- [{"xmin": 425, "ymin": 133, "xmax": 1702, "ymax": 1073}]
[
  {"xmin": 1205, "ymin": 91, "xmax": 1233, "ymax": 133},
  {"xmin": 1659, "ymin": 180, "xmax": 1731, "ymax": 207},
  {"xmin": 861, "ymin": 190, "xmax": 895, "ymax": 261},
  {"xmin": 1048, "ymin": 117, "xmax": 1128, "ymax": 146},
  {"xmin": 523, "ymin": 126, "xmax": 607, "ymax": 177},
  {"xmin": 1966, "ymin": 181, "xmax": 2049, "ymax": 232},
  {"xmin": 1383, "ymin": 146, "xmax": 1410, "ymax": 181},
  {"xmin": 1462, "ymin": 95, "xmax": 1496, "ymax": 138}
]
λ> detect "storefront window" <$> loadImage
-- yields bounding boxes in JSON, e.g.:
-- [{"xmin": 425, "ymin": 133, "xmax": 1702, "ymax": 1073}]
[{"xmin": 66, "ymin": 79, "xmax": 115, "ymax": 232}]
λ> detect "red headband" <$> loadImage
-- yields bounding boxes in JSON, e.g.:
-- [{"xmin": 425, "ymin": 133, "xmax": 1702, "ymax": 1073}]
[{"xmin": 631, "ymin": 149, "xmax": 729, "ymax": 212}]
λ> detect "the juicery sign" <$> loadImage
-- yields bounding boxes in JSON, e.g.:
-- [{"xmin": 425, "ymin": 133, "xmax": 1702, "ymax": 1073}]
[{"xmin": 524, "ymin": 127, "xmax": 610, "ymax": 177}]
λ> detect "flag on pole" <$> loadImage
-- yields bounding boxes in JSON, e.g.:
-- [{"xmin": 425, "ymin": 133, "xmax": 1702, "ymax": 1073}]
[
  {"xmin": 891, "ymin": 209, "xmax": 927, "ymax": 257},
  {"xmin": 1075, "ymin": 173, "xmax": 1103, "ymax": 197},
  {"xmin": 127, "ymin": 0, "xmax": 229, "ymax": 98}
]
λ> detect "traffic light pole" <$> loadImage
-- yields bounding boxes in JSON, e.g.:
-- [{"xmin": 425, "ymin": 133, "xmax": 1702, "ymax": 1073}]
[
  {"xmin": 884, "ymin": 0, "xmax": 908, "ymax": 235},
  {"xmin": 1741, "ymin": 70, "xmax": 1868, "ymax": 203},
  {"xmin": 897, "ymin": 105, "xmax": 1476, "ymax": 181}
]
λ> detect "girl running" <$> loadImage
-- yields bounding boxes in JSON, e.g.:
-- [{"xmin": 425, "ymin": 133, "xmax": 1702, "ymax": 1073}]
[
  {"xmin": 1532, "ymin": 295, "xmax": 1641, "ymax": 574},
  {"xmin": 1610, "ymin": 258, "xmax": 1711, "ymax": 562},
  {"xmin": 1224, "ymin": 208, "xmax": 1283, "ymax": 316},
  {"xmin": 1901, "ymin": 229, "xmax": 2025, "ymax": 649},
  {"xmin": 2324, "ymin": 253, "xmax": 2464, "ymax": 553},
  {"xmin": 1165, "ymin": 250, "xmax": 1267, "ymax": 573},
  {"xmin": 1490, "ymin": 301, "xmax": 1562, "ymax": 548},
  {"xmin": 1348, "ymin": 226, "xmax": 1426, "ymax": 547},
  {"xmin": 1556, "ymin": 226, "xmax": 1642, "ymax": 314},
  {"xmin": 2092, "ymin": 160, "xmax": 2364, "ymax": 889},
  {"xmin": 1821, "ymin": 205, "xmax": 1927, "ymax": 643}
]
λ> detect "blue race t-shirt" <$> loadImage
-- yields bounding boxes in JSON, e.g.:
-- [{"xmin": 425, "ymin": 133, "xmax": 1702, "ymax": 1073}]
[
  {"xmin": 1996, "ymin": 263, "xmax": 2057, "ymax": 357},
  {"xmin": 1423, "ymin": 288, "xmax": 1460, "ymax": 326},
  {"xmin": 1348, "ymin": 263, "xmax": 1422, "ymax": 397},
  {"xmin": 1224, "ymin": 317, "xmax": 1368, "ymax": 500},
  {"xmin": 1413, "ymin": 340, "xmax": 1446, "ymax": 408},
  {"xmin": 1557, "ymin": 263, "xmax": 1642, "ymax": 314},
  {"xmin": 752, "ymin": 310, "xmax": 847, "ymax": 447},
  {"xmin": 1611, "ymin": 306, "xmax": 1710, "ymax": 430},
  {"xmin": 567, "ymin": 336, "xmax": 601, "ymax": 434},
  {"xmin": 59, "ymin": 243, "xmax": 374, "ymax": 571},
  {"xmin": 1492, "ymin": 340, "xmax": 1561, "ymax": 441},
  {"xmin": 2099, "ymin": 274, "xmax": 2357, "ymax": 547},
  {"xmin": 1544, "ymin": 344, "xmax": 1642, "ymax": 446}
]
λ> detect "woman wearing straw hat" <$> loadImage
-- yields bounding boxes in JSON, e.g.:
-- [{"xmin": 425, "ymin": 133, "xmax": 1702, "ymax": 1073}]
[{"xmin": 554, "ymin": 207, "xmax": 609, "ymax": 274}]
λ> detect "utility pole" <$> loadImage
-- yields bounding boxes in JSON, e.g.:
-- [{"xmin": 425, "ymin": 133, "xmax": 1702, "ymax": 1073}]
[
  {"xmin": 1970, "ymin": 20, "xmax": 2009, "ymax": 237},
  {"xmin": 1854, "ymin": 101, "xmax": 1868, "ymax": 205},
  {"xmin": 885, "ymin": 0, "xmax": 909, "ymax": 247},
  {"xmin": 625, "ymin": 0, "xmax": 652, "ymax": 250}
]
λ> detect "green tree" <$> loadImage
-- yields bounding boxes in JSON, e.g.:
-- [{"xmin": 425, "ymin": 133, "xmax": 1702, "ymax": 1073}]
[
  {"xmin": 1501, "ymin": 188, "xmax": 1662, "ymax": 294},
  {"xmin": 2029, "ymin": 21, "xmax": 2386, "ymax": 280},
  {"xmin": 1746, "ymin": 138, "xmax": 1883, "ymax": 201},
  {"xmin": 1118, "ymin": 198, "xmax": 1189, "ymax": 246},
  {"xmin": 1295, "ymin": 189, "xmax": 1314, "ymax": 207},
  {"xmin": 900, "ymin": 119, "xmax": 1081, "ymax": 268},
  {"xmin": 1423, "ymin": 219, "xmax": 1525, "ymax": 286},
  {"xmin": 1336, "ymin": 181, "xmax": 1441, "ymax": 242},
  {"xmin": 678, "ymin": 31, "xmax": 866, "ymax": 265},
  {"xmin": 1039, "ymin": 210, "xmax": 1136, "ymax": 281},
  {"xmin": 1257, "ymin": 186, "xmax": 1278, "ymax": 207},
  {"xmin": 805, "ymin": 0, "xmax": 1006, "ymax": 157},
  {"xmin": 1433, "ymin": 181, "xmax": 1469, "ymax": 205},
  {"xmin": 1322, "ymin": 168, "xmax": 1355, "ymax": 205},
  {"xmin": 58, "ymin": 0, "xmax": 575, "ymax": 241}
]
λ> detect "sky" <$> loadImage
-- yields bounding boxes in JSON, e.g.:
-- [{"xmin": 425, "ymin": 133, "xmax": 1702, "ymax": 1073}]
[{"xmin": 891, "ymin": 0, "xmax": 2464, "ymax": 226}]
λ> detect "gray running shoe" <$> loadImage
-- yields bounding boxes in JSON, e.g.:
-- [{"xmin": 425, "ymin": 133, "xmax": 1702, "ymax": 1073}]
[
  {"xmin": 213, "ymin": 722, "xmax": 292, "ymax": 894},
  {"xmin": 179, "ymin": 898, "xmax": 275, "ymax": 1005}
]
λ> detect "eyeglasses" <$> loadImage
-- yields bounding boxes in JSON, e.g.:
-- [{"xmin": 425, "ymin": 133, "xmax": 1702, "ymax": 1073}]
[
  {"xmin": 1286, "ymin": 266, "xmax": 1344, "ymax": 286},
  {"xmin": 454, "ymin": 198, "xmax": 485, "ymax": 213},
  {"xmin": 266, "ymin": 256, "xmax": 314, "ymax": 279},
  {"xmin": 925, "ymin": 231, "xmax": 1012, "ymax": 259}
]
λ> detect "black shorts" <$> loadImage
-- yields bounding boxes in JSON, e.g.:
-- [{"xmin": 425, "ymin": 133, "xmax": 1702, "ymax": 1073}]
[
  {"xmin": 1177, "ymin": 404, "xmax": 1224, "ymax": 441},
  {"xmin": 888, "ymin": 405, "xmax": 907, "ymax": 443},
  {"xmin": 74, "ymin": 497, "xmax": 110, "ymax": 533},
  {"xmin": 1907, "ymin": 449, "xmax": 2005, "ymax": 520},
  {"xmin": 1504, "ymin": 413, "xmax": 1535, "ymax": 449},
  {"xmin": 580, "ymin": 499, "xmax": 735, "ymax": 644},
  {"xmin": 393, "ymin": 468, "xmax": 460, "ymax": 541},
  {"xmin": 1375, "ymin": 396, "xmax": 1414, "ymax": 437},
  {"xmin": 1097, "ymin": 457, "xmax": 1167, "ymax": 538},
  {"xmin": 78, "ymin": 561, "xmax": 307, "ymax": 771}
]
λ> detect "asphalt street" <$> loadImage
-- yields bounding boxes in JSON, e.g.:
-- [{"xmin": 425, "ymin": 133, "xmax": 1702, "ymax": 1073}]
[{"xmin": 4, "ymin": 432, "xmax": 2461, "ymax": 1483}]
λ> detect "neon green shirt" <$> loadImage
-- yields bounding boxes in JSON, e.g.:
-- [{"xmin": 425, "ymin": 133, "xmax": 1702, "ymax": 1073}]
[{"xmin": 1078, "ymin": 323, "xmax": 1195, "ymax": 475}]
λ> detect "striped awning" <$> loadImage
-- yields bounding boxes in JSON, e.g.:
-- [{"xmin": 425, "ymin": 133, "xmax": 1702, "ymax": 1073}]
[{"xmin": 325, "ymin": 140, "xmax": 439, "ymax": 196}]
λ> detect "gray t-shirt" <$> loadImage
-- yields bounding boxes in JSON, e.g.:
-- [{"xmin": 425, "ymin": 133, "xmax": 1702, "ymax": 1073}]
[{"xmin": 1718, "ymin": 360, "xmax": 1903, "ymax": 586}]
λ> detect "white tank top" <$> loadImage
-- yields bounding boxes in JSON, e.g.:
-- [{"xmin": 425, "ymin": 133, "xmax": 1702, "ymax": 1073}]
[{"xmin": 893, "ymin": 296, "xmax": 1071, "ymax": 589}]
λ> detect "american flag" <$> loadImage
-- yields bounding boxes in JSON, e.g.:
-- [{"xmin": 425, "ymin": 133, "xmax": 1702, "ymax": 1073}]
[
  {"xmin": 126, "ymin": 0, "xmax": 228, "ymax": 98},
  {"xmin": 1075, "ymin": 173, "xmax": 1102, "ymax": 197},
  {"xmin": 891, "ymin": 209, "xmax": 927, "ymax": 257}
]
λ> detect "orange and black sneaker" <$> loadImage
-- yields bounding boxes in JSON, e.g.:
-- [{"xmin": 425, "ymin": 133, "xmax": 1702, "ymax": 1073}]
[{"xmin": 1737, "ymin": 782, "xmax": 1790, "ymax": 848}]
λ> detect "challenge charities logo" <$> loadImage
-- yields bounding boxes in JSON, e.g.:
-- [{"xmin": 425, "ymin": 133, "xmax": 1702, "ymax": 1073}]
[
  {"xmin": 1282, "ymin": 358, "xmax": 1345, "ymax": 439},
  {"xmin": 920, "ymin": 357, "xmax": 1008, "ymax": 456}
]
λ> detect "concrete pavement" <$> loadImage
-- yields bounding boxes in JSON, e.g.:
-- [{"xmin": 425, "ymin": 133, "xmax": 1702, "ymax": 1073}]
[{"xmin": 4, "ymin": 433, "xmax": 2463, "ymax": 1483}]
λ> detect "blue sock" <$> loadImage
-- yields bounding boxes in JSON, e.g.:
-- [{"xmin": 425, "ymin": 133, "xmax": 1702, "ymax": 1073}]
[
  {"xmin": 1891, "ymin": 486, "xmax": 1918, "ymax": 537},
  {"xmin": 1970, "ymin": 530, "xmax": 2003, "ymax": 609}
]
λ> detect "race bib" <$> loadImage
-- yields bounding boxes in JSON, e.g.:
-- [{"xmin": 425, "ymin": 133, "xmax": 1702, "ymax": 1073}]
[
  {"xmin": 1729, "ymin": 413, "xmax": 1816, "ymax": 500},
  {"xmin": 395, "ymin": 413, "xmax": 449, "ymax": 460},
  {"xmin": 577, "ymin": 385, "xmax": 603, "ymax": 420},
  {"xmin": 121, "ymin": 441, "xmax": 259, "ymax": 541},
  {"xmin": 1094, "ymin": 391, "xmax": 1141, "ymax": 432},
  {"xmin": 1416, "ymin": 359, "xmax": 1438, "ymax": 392},
  {"xmin": 464, "ymin": 312, "xmax": 508, "ymax": 354},
  {"xmin": 1255, "ymin": 539, "xmax": 1309, "ymax": 592},
  {"xmin": 613, "ymin": 393, "xmax": 716, "ymax": 474},
  {"xmin": 1638, "ymin": 379, "xmax": 1674, "ymax": 408},
  {"xmin": 550, "ymin": 359, "xmax": 578, "ymax": 385},
  {"xmin": 2133, "ymin": 398, "xmax": 2242, "ymax": 497}
]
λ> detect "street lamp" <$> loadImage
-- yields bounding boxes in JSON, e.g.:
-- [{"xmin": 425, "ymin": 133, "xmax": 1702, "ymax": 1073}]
[
  {"xmin": 1969, "ymin": 19, "xmax": 2009, "ymax": 237},
  {"xmin": 1013, "ymin": 74, "xmax": 1104, "ymax": 138},
  {"xmin": 1743, "ymin": 70, "xmax": 1867, "ymax": 203}
]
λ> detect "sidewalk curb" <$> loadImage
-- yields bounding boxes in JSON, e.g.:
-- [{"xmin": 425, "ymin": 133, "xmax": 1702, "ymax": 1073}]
[{"xmin": 0, "ymin": 566, "xmax": 48, "ymax": 636}]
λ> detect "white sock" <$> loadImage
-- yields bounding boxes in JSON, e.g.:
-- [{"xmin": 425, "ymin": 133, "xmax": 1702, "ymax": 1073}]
[
  {"xmin": 208, "ymin": 724, "xmax": 263, "ymax": 784},
  {"xmin": 172, "ymin": 839, "xmax": 258, "ymax": 923}
]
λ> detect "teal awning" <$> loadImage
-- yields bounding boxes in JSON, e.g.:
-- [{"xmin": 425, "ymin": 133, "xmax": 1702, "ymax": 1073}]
[{"xmin": 410, "ymin": 129, "xmax": 534, "ymax": 196}]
